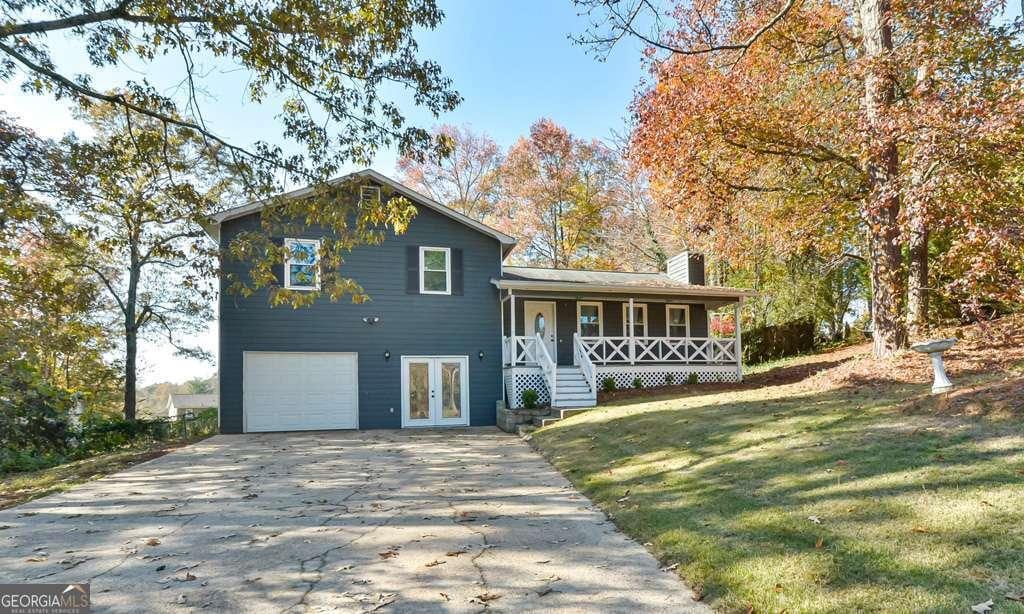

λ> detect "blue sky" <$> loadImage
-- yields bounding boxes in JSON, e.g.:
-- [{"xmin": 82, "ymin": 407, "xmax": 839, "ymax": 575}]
[{"xmin": 1, "ymin": 0, "xmax": 649, "ymax": 385}]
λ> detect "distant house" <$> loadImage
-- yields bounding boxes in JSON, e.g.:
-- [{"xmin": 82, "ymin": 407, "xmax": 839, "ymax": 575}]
[{"xmin": 166, "ymin": 394, "xmax": 219, "ymax": 419}]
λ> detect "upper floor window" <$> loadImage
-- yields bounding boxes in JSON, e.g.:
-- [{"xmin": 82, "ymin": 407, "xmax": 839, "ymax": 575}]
[
  {"xmin": 360, "ymin": 185, "xmax": 381, "ymax": 204},
  {"xmin": 419, "ymin": 246, "xmax": 451, "ymax": 294},
  {"xmin": 578, "ymin": 301, "xmax": 603, "ymax": 337},
  {"xmin": 284, "ymin": 238, "xmax": 319, "ymax": 290},
  {"xmin": 666, "ymin": 304, "xmax": 690, "ymax": 338}
]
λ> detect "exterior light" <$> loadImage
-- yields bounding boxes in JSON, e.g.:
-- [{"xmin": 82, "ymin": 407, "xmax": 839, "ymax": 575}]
[
  {"xmin": 478, "ymin": 351, "xmax": 485, "ymax": 361},
  {"xmin": 384, "ymin": 350, "xmax": 391, "ymax": 361}
]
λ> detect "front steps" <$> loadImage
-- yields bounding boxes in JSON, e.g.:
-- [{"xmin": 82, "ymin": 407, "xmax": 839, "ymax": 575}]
[{"xmin": 552, "ymin": 366, "xmax": 597, "ymax": 409}]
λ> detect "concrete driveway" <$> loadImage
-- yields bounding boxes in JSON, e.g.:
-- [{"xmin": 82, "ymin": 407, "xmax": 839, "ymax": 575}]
[{"xmin": 0, "ymin": 429, "xmax": 707, "ymax": 613}]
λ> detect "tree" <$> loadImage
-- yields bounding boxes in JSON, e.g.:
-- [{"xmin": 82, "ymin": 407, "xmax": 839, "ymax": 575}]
[
  {"xmin": 396, "ymin": 124, "xmax": 504, "ymax": 221},
  {"xmin": 576, "ymin": 0, "xmax": 1024, "ymax": 357},
  {"xmin": 0, "ymin": 0, "xmax": 459, "ymax": 186},
  {"xmin": 53, "ymin": 103, "xmax": 230, "ymax": 420},
  {"xmin": 186, "ymin": 377, "xmax": 213, "ymax": 394},
  {"xmin": 496, "ymin": 119, "xmax": 618, "ymax": 268}
]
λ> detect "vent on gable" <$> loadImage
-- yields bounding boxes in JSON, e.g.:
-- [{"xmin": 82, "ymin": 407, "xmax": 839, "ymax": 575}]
[{"xmin": 359, "ymin": 185, "xmax": 381, "ymax": 204}]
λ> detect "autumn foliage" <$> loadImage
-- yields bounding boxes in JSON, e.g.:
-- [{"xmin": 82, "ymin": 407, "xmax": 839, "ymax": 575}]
[{"xmin": 625, "ymin": 0, "xmax": 1024, "ymax": 355}]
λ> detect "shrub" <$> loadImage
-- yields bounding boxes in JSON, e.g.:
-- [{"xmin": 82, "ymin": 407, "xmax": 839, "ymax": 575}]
[
  {"xmin": 71, "ymin": 414, "xmax": 169, "ymax": 458},
  {"xmin": 686, "ymin": 372, "xmax": 699, "ymax": 385},
  {"xmin": 0, "ymin": 358, "xmax": 76, "ymax": 472},
  {"xmin": 742, "ymin": 317, "xmax": 817, "ymax": 364},
  {"xmin": 665, "ymin": 373, "xmax": 674, "ymax": 385},
  {"xmin": 521, "ymin": 388, "xmax": 539, "ymax": 409},
  {"xmin": 632, "ymin": 377, "xmax": 643, "ymax": 389},
  {"xmin": 601, "ymin": 377, "xmax": 617, "ymax": 392}
]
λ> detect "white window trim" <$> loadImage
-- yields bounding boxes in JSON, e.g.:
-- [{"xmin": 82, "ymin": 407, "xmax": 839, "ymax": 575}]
[
  {"xmin": 360, "ymin": 185, "xmax": 381, "ymax": 204},
  {"xmin": 419, "ymin": 246, "xmax": 451, "ymax": 295},
  {"xmin": 665, "ymin": 304, "xmax": 691, "ymax": 338},
  {"xmin": 283, "ymin": 238, "xmax": 320, "ymax": 291},
  {"xmin": 577, "ymin": 301, "xmax": 604, "ymax": 337},
  {"xmin": 622, "ymin": 303, "xmax": 648, "ymax": 337}
]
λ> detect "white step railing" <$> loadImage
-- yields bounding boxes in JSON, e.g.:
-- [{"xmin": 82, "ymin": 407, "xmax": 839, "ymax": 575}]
[
  {"xmin": 534, "ymin": 333, "xmax": 557, "ymax": 399},
  {"xmin": 572, "ymin": 332, "xmax": 597, "ymax": 394}
]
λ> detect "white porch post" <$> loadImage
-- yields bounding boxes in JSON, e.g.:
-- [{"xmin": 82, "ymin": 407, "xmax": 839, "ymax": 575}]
[
  {"xmin": 734, "ymin": 300, "xmax": 743, "ymax": 381},
  {"xmin": 628, "ymin": 297, "xmax": 635, "ymax": 365},
  {"xmin": 509, "ymin": 291, "xmax": 516, "ymax": 367}
]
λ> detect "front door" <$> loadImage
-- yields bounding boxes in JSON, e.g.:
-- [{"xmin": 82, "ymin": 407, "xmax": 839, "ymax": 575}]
[
  {"xmin": 401, "ymin": 356, "xmax": 470, "ymax": 427},
  {"xmin": 524, "ymin": 300, "xmax": 557, "ymax": 362}
]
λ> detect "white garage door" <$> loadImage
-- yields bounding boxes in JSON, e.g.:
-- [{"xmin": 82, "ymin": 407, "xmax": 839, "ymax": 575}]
[{"xmin": 243, "ymin": 352, "xmax": 358, "ymax": 432}]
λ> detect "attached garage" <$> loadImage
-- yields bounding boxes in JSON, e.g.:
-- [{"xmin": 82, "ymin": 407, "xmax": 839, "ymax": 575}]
[{"xmin": 242, "ymin": 352, "xmax": 359, "ymax": 432}]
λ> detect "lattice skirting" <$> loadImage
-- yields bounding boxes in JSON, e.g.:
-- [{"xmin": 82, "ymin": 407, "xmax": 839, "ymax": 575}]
[
  {"xmin": 595, "ymin": 365, "xmax": 741, "ymax": 390},
  {"xmin": 504, "ymin": 367, "xmax": 550, "ymax": 409},
  {"xmin": 504, "ymin": 365, "xmax": 742, "ymax": 408}
]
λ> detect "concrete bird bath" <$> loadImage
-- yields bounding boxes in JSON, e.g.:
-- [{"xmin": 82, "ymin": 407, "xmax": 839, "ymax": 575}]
[{"xmin": 910, "ymin": 338, "xmax": 957, "ymax": 394}]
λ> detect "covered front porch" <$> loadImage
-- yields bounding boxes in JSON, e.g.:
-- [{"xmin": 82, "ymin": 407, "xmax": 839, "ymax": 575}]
[{"xmin": 493, "ymin": 266, "xmax": 752, "ymax": 408}]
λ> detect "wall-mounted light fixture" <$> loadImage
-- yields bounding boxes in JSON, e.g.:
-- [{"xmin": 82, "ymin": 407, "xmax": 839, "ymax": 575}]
[
  {"xmin": 478, "ymin": 351, "xmax": 485, "ymax": 361},
  {"xmin": 383, "ymin": 350, "xmax": 391, "ymax": 362},
  {"xmin": 362, "ymin": 316, "xmax": 380, "ymax": 325}
]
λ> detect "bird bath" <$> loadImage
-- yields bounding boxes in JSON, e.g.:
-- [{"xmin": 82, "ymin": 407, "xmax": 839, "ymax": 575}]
[{"xmin": 910, "ymin": 338, "xmax": 957, "ymax": 394}]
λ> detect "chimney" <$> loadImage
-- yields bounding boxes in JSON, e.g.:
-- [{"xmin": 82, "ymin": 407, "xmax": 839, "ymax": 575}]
[{"xmin": 666, "ymin": 251, "xmax": 705, "ymax": 285}]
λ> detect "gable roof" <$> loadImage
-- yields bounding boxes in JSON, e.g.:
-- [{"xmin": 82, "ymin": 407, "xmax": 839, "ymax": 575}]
[
  {"xmin": 167, "ymin": 393, "xmax": 219, "ymax": 409},
  {"xmin": 495, "ymin": 266, "xmax": 754, "ymax": 299},
  {"xmin": 203, "ymin": 168, "xmax": 516, "ymax": 255}
]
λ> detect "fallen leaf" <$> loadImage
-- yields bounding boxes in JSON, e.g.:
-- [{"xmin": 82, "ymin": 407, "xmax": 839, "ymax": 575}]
[
  {"xmin": 471, "ymin": 592, "xmax": 501, "ymax": 604},
  {"xmin": 146, "ymin": 538, "xmax": 161, "ymax": 546},
  {"xmin": 815, "ymin": 537, "xmax": 824, "ymax": 549},
  {"xmin": 807, "ymin": 516, "xmax": 822, "ymax": 524},
  {"xmin": 661, "ymin": 563, "xmax": 679, "ymax": 572},
  {"xmin": 972, "ymin": 599, "xmax": 994, "ymax": 613},
  {"xmin": 425, "ymin": 560, "xmax": 446, "ymax": 567},
  {"xmin": 911, "ymin": 526, "xmax": 929, "ymax": 534},
  {"xmin": 378, "ymin": 549, "xmax": 399, "ymax": 560},
  {"xmin": 537, "ymin": 586, "xmax": 554, "ymax": 596},
  {"xmin": 445, "ymin": 550, "xmax": 467, "ymax": 557},
  {"xmin": 439, "ymin": 592, "xmax": 450, "ymax": 602}
]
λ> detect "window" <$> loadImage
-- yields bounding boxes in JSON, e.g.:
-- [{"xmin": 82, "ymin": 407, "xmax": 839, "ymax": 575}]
[
  {"xmin": 577, "ymin": 301, "xmax": 603, "ymax": 337},
  {"xmin": 622, "ymin": 303, "xmax": 648, "ymax": 337},
  {"xmin": 360, "ymin": 185, "xmax": 381, "ymax": 204},
  {"xmin": 666, "ymin": 304, "xmax": 690, "ymax": 338},
  {"xmin": 419, "ymin": 246, "xmax": 451, "ymax": 294},
  {"xmin": 284, "ymin": 238, "xmax": 320, "ymax": 290}
]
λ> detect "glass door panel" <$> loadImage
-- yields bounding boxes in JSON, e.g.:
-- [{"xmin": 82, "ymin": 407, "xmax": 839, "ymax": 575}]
[{"xmin": 438, "ymin": 360, "xmax": 464, "ymax": 422}]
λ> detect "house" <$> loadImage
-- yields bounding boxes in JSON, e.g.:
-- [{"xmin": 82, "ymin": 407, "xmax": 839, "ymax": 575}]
[
  {"xmin": 204, "ymin": 169, "xmax": 753, "ymax": 433},
  {"xmin": 166, "ymin": 393, "xmax": 219, "ymax": 419}
]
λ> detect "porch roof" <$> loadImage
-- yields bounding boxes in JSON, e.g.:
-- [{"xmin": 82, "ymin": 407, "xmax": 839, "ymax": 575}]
[{"xmin": 492, "ymin": 266, "xmax": 754, "ymax": 299}]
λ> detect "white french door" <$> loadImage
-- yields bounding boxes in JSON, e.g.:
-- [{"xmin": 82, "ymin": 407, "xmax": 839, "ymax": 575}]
[{"xmin": 401, "ymin": 356, "xmax": 470, "ymax": 427}]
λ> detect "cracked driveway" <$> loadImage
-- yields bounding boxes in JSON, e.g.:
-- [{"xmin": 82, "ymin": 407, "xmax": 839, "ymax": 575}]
[{"xmin": 0, "ymin": 429, "xmax": 707, "ymax": 612}]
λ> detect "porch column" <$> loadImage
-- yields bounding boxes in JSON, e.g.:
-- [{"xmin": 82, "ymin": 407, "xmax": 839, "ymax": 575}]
[
  {"xmin": 734, "ymin": 300, "xmax": 743, "ymax": 381},
  {"xmin": 628, "ymin": 297, "xmax": 635, "ymax": 365},
  {"xmin": 509, "ymin": 291, "xmax": 516, "ymax": 367}
]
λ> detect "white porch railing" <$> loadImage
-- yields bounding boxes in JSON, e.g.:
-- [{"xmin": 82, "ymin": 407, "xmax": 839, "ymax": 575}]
[
  {"xmin": 534, "ymin": 333, "xmax": 557, "ymax": 397},
  {"xmin": 573, "ymin": 333, "xmax": 597, "ymax": 393},
  {"xmin": 504, "ymin": 335, "xmax": 738, "ymax": 366}
]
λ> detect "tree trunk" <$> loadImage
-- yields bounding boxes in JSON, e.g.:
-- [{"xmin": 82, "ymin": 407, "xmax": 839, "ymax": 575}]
[
  {"xmin": 906, "ymin": 197, "xmax": 928, "ymax": 337},
  {"xmin": 858, "ymin": 0, "xmax": 907, "ymax": 358},
  {"xmin": 906, "ymin": 64, "xmax": 932, "ymax": 337},
  {"xmin": 124, "ymin": 324, "xmax": 137, "ymax": 421}
]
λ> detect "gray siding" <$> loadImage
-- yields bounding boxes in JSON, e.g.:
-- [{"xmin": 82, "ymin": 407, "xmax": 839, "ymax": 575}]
[
  {"xmin": 219, "ymin": 201, "xmax": 503, "ymax": 433},
  {"xmin": 504, "ymin": 292, "xmax": 716, "ymax": 364}
]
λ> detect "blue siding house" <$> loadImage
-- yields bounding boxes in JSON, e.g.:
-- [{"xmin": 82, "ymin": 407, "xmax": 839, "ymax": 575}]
[{"xmin": 205, "ymin": 169, "xmax": 752, "ymax": 433}]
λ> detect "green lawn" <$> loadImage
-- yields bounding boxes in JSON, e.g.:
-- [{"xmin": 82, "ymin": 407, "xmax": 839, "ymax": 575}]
[{"xmin": 533, "ymin": 355, "xmax": 1024, "ymax": 612}]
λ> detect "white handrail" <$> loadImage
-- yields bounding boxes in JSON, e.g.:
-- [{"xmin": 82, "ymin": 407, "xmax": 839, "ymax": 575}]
[
  {"xmin": 573, "ymin": 333, "xmax": 597, "ymax": 395},
  {"xmin": 576, "ymin": 336, "xmax": 737, "ymax": 365},
  {"xmin": 534, "ymin": 332, "xmax": 557, "ymax": 402}
]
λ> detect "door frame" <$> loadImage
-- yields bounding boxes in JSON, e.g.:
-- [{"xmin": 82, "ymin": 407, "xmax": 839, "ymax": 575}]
[
  {"xmin": 523, "ymin": 300, "xmax": 557, "ymax": 362},
  {"xmin": 400, "ymin": 355, "xmax": 471, "ymax": 427},
  {"xmin": 242, "ymin": 351, "xmax": 360, "ymax": 433}
]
